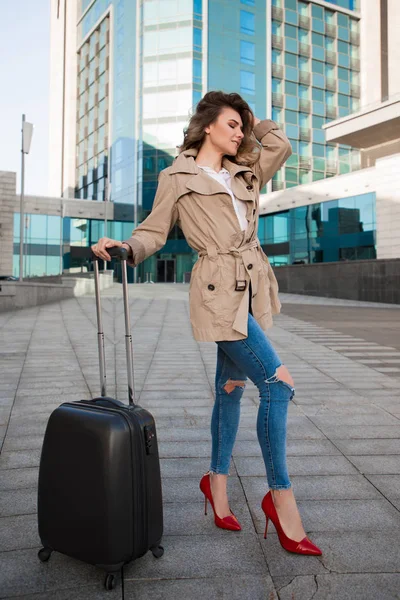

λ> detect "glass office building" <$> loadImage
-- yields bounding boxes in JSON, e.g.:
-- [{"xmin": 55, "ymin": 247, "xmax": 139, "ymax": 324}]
[
  {"xmin": 258, "ymin": 191, "xmax": 376, "ymax": 265},
  {"xmin": 271, "ymin": 0, "xmax": 361, "ymax": 190},
  {"xmin": 30, "ymin": 0, "xmax": 371, "ymax": 281}
]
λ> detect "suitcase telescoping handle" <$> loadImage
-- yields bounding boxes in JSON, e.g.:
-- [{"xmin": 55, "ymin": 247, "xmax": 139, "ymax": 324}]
[{"xmin": 91, "ymin": 247, "xmax": 136, "ymax": 406}]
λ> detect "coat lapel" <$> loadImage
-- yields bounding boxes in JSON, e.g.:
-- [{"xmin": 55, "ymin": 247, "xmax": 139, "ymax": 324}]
[{"xmin": 170, "ymin": 148, "xmax": 256, "ymax": 201}]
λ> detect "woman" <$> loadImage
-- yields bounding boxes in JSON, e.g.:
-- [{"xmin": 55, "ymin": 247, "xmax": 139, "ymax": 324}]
[{"xmin": 92, "ymin": 91, "xmax": 322, "ymax": 556}]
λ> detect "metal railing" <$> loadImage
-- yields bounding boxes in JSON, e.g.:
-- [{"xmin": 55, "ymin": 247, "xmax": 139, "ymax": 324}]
[
  {"xmin": 298, "ymin": 14, "xmax": 310, "ymax": 28},
  {"xmin": 272, "ymin": 34, "xmax": 283, "ymax": 49},
  {"xmin": 299, "ymin": 99, "xmax": 311, "ymax": 112},
  {"xmin": 272, "ymin": 63, "xmax": 284, "ymax": 78},
  {"xmin": 325, "ymin": 23, "xmax": 337, "ymax": 37},
  {"xmin": 299, "ymin": 43, "xmax": 310, "ymax": 57},
  {"xmin": 272, "ymin": 180, "xmax": 284, "ymax": 191},
  {"xmin": 299, "ymin": 128, "xmax": 311, "ymax": 141},
  {"xmin": 299, "ymin": 71, "xmax": 311, "ymax": 85},
  {"xmin": 271, "ymin": 6, "xmax": 283, "ymax": 20},
  {"xmin": 326, "ymin": 51, "xmax": 337, "ymax": 65},
  {"xmin": 326, "ymin": 78, "xmax": 337, "ymax": 92},
  {"xmin": 272, "ymin": 93, "xmax": 284, "ymax": 107}
]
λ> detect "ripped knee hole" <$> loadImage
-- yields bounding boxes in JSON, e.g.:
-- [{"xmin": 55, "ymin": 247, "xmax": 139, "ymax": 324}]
[
  {"xmin": 268, "ymin": 365, "xmax": 295, "ymax": 388},
  {"xmin": 223, "ymin": 379, "xmax": 246, "ymax": 394}
]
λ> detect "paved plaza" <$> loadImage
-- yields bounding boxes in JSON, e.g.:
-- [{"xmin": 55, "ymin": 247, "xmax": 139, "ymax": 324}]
[{"xmin": 0, "ymin": 283, "xmax": 400, "ymax": 599}]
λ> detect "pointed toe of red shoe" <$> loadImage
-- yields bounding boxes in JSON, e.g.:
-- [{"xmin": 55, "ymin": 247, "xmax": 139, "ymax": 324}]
[
  {"xmin": 220, "ymin": 515, "xmax": 242, "ymax": 531},
  {"xmin": 295, "ymin": 537, "xmax": 322, "ymax": 556}
]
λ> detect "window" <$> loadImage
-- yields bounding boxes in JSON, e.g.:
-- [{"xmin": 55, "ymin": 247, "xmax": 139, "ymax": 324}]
[
  {"xmin": 240, "ymin": 10, "xmax": 255, "ymax": 35},
  {"xmin": 299, "ymin": 141, "xmax": 310, "ymax": 156},
  {"xmin": 298, "ymin": 28, "xmax": 309, "ymax": 43},
  {"xmin": 312, "ymin": 87, "xmax": 324, "ymax": 101},
  {"xmin": 312, "ymin": 115, "xmax": 325, "ymax": 128},
  {"xmin": 312, "ymin": 19, "xmax": 324, "ymax": 34},
  {"xmin": 285, "ymin": 24, "xmax": 297, "ymax": 38},
  {"xmin": 285, "ymin": 109, "xmax": 298, "ymax": 124},
  {"xmin": 312, "ymin": 59, "xmax": 324, "ymax": 74},
  {"xmin": 298, "ymin": 1, "xmax": 308, "ymax": 16},
  {"xmin": 240, "ymin": 70, "xmax": 255, "ymax": 94},
  {"xmin": 313, "ymin": 73, "xmax": 324, "ymax": 88},
  {"xmin": 241, "ymin": 0, "xmax": 255, "ymax": 5},
  {"xmin": 299, "ymin": 112, "xmax": 309, "ymax": 127},
  {"xmin": 299, "ymin": 56, "xmax": 309, "ymax": 71},
  {"xmin": 272, "ymin": 49, "xmax": 282, "ymax": 64},
  {"xmin": 312, "ymin": 32, "xmax": 324, "ymax": 46},
  {"xmin": 194, "ymin": 28, "xmax": 202, "ymax": 50},
  {"xmin": 241, "ymin": 40, "xmax": 255, "ymax": 65},
  {"xmin": 338, "ymin": 40, "xmax": 349, "ymax": 54},
  {"xmin": 285, "ymin": 10, "xmax": 298, "ymax": 25},
  {"xmin": 338, "ymin": 53, "xmax": 350, "ymax": 68},
  {"xmin": 284, "ymin": 0, "xmax": 296, "ymax": 9},
  {"xmin": 285, "ymin": 80, "xmax": 298, "ymax": 95},
  {"xmin": 325, "ymin": 37, "xmax": 335, "ymax": 52},
  {"xmin": 286, "ymin": 67, "xmax": 299, "ymax": 82},
  {"xmin": 299, "ymin": 84, "xmax": 309, "ymax": 99},
  {"xmin": 194, "ymin": 0, "xmax": 202, "ymax": 15},
  {"xmin": 193, "ymin": 59, "xmax": 202, "ymax": 84},
  {"xmin": 272, "ymin": 107, "xmax": 283, "ymax": 122},
  {"xmin": 193, "ymin": 90, "xmax": 202, "ymax": 107},
  {"xmin": 272, "ymin": 20, "xmax": 282, "ymax": 35},
  {"xmin": 312, "ymin": 143, "xmax": 325, "ymax": 157},
  {"xmin": 325, "ymin": 10, "xmax": 335, "ymax": 25},
  {"xmin": 285, "ymin": 52, "xmax": 297, "ymax": 67},
  {"xmin": 311, "ymin": 4, "xmax": 323, "ymax": 19},
  {"xmin": 326, "ymin": 91, "xmax": 335, "ymax": 105},
  {"xmin": 339, "ymin": 80, "xmax": 350, "ymax": 94},
  {"xmin": 337, "ymin": 13, "xmax": 349, "ymax": 28},
  {"xmin": 286, "ymin": 95, "xmax": 299, "ymax": 110}
]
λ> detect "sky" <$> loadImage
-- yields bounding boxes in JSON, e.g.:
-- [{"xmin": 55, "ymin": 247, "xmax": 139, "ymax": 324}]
[{"xmin": 0, "ymin": 0, "xmax": 50, "ymax": 195}]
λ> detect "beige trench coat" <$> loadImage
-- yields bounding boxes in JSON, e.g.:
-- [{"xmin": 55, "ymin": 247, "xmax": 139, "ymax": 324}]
[{"xmin": 123, "ymin": 119, "xmax": 292, "ymax": 342}]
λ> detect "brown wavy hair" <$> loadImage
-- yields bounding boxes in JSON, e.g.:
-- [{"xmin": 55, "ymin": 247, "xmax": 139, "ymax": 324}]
[{"xmin": 177, "ymin": 91, "xmax": 260, "ymax": 166}]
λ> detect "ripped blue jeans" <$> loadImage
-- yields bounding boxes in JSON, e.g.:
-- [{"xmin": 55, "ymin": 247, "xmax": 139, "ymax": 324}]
[{"xmin": 210, "ymin": 313, "xmax": 295, "ymax": 489}]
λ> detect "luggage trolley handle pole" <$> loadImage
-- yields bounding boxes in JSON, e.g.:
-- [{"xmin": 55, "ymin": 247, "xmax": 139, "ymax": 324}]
[{"xmin": 92, "ymin": 247, "xmax": 136, "ymax": 406}]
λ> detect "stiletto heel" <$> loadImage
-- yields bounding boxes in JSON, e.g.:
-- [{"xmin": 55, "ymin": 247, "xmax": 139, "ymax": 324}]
[
  {"xmin": 261, "ymin": 491, "xmax": 322, "ymax": 555},
  {"xmin": 264, "ymin": 517, "xmax": 269, "ymax": 539},
  {"xmin": 199, "ymin": 473, "xmax": 242, "ymax": 531}
]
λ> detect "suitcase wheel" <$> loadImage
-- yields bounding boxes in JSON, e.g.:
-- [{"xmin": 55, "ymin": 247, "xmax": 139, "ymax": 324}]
[
  {"xmin": 38, "ymin": 547, "xmax": 52, "ymax": 562},
  {"xmin": 104, "ymin": 573, "xmax": 117, "ymax": 591},
  {"xmin": 150, "ymin": 545, "xmax": 164, "ymax": 559}
]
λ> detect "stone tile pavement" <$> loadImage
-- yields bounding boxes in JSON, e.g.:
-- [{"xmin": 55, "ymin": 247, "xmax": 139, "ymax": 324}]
[{"xmin": 0, "ymin": 284, "xmax": 399, "ymax": 599}]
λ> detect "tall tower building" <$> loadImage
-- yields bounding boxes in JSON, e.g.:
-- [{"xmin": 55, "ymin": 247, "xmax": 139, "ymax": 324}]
[{"xmin": 49, "ymin": 0, "xmax": 398, "ymax": 280}]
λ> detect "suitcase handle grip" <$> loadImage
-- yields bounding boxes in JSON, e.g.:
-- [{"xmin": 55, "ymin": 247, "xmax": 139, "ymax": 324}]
[{"xmin": 91, "ymin": 246, "xmax": 129, "ymax": 261}]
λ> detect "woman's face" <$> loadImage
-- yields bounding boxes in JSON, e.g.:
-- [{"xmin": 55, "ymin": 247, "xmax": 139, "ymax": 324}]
[{"xmin": 205, "ymin": 107, "xmax": 245, "ymax": 156}]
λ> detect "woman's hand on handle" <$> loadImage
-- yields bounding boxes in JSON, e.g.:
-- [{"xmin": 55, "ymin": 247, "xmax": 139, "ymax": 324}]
[{"xmin": 91, "ymin": 238, "xmax": 132, "ymax": 262}]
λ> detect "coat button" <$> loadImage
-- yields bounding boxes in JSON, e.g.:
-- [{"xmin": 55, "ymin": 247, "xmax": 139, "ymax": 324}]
[
  {"xmin": 246, "ymin": 185, "xmax": 253, "ymax": 190},
  {"xmin": 247, "ymin": 264, "xmax": 253, "ymax": 270},
  {"xmin": 208, "ymin": 284, "xmax": 215, "ymax": 291}
]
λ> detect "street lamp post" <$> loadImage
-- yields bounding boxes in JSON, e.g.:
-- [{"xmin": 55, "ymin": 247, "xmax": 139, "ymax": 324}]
[{"xmin": 19, "ymin": 114, "xmax": 34, "ymax": 282}]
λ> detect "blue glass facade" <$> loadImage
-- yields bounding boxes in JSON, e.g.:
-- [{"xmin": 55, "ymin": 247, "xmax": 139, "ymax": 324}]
[
  {"xmin": 271, "ymin": 0, "xmax": 360, "ymax": 190},
  {"xmin": 258, "ymin": 192, "xmax": 376, "ymax": 264},
  {"xmin": 208, "ymin": 0, "xmax": 266, "ymax": 118},
  {"xmin": 13, "ymin": 213, "xmax": 133, "ymax": 278}
]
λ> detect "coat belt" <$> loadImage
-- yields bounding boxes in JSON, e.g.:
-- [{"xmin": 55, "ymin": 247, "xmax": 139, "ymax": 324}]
[{"xmin": 199, "ymin": 239, "xmax": 261, "ymax": 296}]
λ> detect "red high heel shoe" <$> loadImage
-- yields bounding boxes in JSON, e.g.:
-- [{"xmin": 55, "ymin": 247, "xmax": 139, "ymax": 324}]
[
  {"xmin": 261, "ymin": 491, "xmax": 322, "ymax": 555},
  {"xmin": 199, "ymin": 473, "xmax": 242, "ymax": 531}
]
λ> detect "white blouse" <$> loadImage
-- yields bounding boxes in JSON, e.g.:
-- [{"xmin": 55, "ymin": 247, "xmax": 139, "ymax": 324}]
[{"xmin": 198, "ymin": 165, "xmax": 248, "ymax": 231}]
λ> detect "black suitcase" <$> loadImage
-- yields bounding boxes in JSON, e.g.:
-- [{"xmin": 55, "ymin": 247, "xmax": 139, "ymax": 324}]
[{"xmin": 37, "ymin": 247, "xmax": 164, "ymax": 591}]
